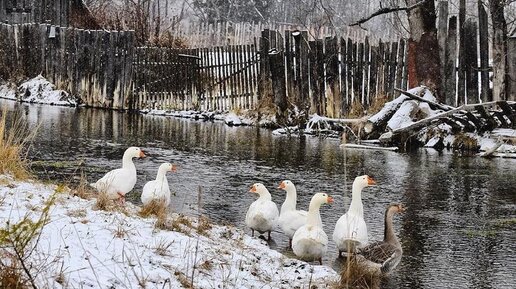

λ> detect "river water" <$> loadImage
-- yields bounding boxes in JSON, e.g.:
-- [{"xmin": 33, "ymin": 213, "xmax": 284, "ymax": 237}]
[{"xmin": 2, "ymin": 99, "xmax": 516, "ymax": 289}]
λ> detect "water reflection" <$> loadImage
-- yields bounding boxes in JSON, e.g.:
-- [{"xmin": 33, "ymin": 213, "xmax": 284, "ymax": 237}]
[{"xmin": 2, "ymin": 99, "xmax": 515, "ymax": 289}]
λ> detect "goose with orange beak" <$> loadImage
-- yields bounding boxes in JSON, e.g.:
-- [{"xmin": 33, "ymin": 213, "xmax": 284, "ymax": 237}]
[
  {"xmin": 245, "ymin": 183, "xmax": 279, "ymax": 240},
  {"xmin": 141, "ymin": 162, "xmax": 177, "ymax": 207},
  {"xmin": 291, "ymin": 193, "xmax": 334, "ymax": 265},
  {"xmin": 90, "ymin": 146, "xmax": 146, "ymax": 204},
  {"xmin": 332, "ymin": 175, "xmax": 376, "ymax": 256}
]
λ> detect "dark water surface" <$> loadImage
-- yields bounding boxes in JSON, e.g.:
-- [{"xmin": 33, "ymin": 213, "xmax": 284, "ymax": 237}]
[{"xmin": 2, "ymin": 99, "xmax": 516, "ymax": 289}]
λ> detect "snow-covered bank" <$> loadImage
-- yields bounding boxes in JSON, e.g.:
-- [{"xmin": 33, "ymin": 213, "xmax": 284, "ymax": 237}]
[
  {"xmin": 140, "ymin": 108, "xmax": 273, "ymax": 128},
  {"xmin": 0, "ymin": 75, "xmax": 76, "ymax": 106},
  {"xmin": 0, "ymin": 175, "xmax": 337, "ymax": 288}
]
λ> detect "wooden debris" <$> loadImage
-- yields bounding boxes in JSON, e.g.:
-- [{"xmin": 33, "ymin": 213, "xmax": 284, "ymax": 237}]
[{"xmin": 340, "ymin": 143, "xmax": 399, "ymax": 151}]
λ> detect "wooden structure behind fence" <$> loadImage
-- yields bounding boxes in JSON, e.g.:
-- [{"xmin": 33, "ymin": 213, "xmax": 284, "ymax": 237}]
[
  {"xmin": 163, "ymin": 19, "xmax": 373, "ymax": 48},
  {"xmin": 0, "ymin": 23, "xmax": 135, "ymax": 109},
  {"xmin": 0, "ymin": 0, "xmax": 71, "ymax": 26}
]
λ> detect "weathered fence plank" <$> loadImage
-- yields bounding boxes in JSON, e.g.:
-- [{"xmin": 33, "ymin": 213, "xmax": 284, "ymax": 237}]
[
  {"xmin": 464, "ymin": 19, "xmax": 478, "ymax": 104},
  {"xmin": 478, "ymin": 2, "xmax": 490, "ymax": 102},
  {"xmin": 444, "ymin": 16, "xmax": 457, "ymax": 106}
]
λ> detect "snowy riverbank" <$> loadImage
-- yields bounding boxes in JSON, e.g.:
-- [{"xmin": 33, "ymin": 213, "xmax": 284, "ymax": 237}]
[
  {"xmin": 0, "ymin": 175, "xmax": 337, "ymax": 288},
  {"xmin": 0, "ymin": 75, "xmax": 76, "ymax": 106}
]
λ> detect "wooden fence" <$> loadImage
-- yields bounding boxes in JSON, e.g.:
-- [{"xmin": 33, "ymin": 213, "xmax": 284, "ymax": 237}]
[
  {"xmin": 0, "ymin": 0, "xmax": 71, "ymax": 26},
  {"xmin": 438, "ymin": 0, "xmax": 516, "ymax": 105},
  {"xmin": 0, "ymin": 23, "xmax": 135, "ymax": 109},
  {"xmin": 133, "ymin": 47, "xmax": 200, "ymax": 110},
  {"xmin": 187, "ymin": 29, "xmax": 408, "ymax": 117}
]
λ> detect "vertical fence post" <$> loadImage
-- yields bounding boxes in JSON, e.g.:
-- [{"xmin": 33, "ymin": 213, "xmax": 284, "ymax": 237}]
[
  {"xmin": 437, "ymin": 1, "xmax": 449, "ymax": 100},
  {"xmin": 464, "ymin": 19, "xmax": 478, "ymax": 104},
  {"xmin": 478, "ymin": 1, "xmax": 490, "ymax": 102},
  {"xmin": 444, "ymin": 16, "xmax": 457, "ymax": 106}
]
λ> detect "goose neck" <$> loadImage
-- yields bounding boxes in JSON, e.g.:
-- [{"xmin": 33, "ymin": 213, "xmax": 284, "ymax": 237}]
[
  {"xmin": 281, "ymin": 187, "xmax": 297, "ymax": 212},
  {"xmin": 307, "ymin": 201, "xmax": 322, "ymax": 227},
  {"xmin": 122, "ymin": 154, "xmax": 135, "ymax": 170},
  {"xmin": 384, "ymin": 209, "xmax": 399, "ymax": 246},
  {"xmin": 348, "ymin": 184, "xmax": 364, "ymax": 216},
  {"xmin": 259, "ymin": 190, "xmax": 272, "ymax": 201}
]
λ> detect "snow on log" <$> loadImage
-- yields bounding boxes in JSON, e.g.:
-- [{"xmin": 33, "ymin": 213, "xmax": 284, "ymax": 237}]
[
  {"xmin": 386, "ymin": 100, "xmax": 419, "ymax": 131},
  {"xmin": 364, "ymin": 87, "xmax": 425, "ymax": 135}
]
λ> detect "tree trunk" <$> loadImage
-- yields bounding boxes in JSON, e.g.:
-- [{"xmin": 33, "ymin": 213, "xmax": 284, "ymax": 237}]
[
  {"xmin": 405, "ymin": 0, "xmax": 442, "ymax": 102},
  {"xmin": 489, "ymin": 0, "xmax": 508, "ymax": 101}
]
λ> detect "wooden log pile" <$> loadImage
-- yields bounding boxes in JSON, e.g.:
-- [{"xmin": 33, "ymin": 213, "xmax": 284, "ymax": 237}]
[{"xmin": 363, "ymin": 87, "xmax": 516, "ymax": 148}]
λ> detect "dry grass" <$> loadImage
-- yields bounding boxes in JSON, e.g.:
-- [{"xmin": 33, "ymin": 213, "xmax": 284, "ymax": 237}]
[
  {"xmin": 0, "ymin": 109, "xmax": 33, "ymax": 180},
  {"xmin": 347, "ymin": 100, "xmax": 366, "ymax": 119},
  {"xmin": 156, "ymin": 214, "xmax": 193, "ymax": 236},
  {"xmin": 0, "ymin": 255, "xmax": 27, "ymax": 289},
  {"xmin": 335, "ymin": 257, "xmax": 381, "ymax": 289},
  {"xmin": 367, "ymin": 96, "xmax": 389, "ymax": 115},
  {"xmin": 113, "ymin": 224, "xmax": 129, "ymax": 239},
  {"xmin": 198, "ymin": 260, "xmax": 213, "ymax": 271},
  {"xmin": 71, "ymin": 173, "xmax": 96, "ymax": 200},
  {"xmin": 139, "ymin": 200, "xmax": 168, "ymax": 219},
  {"xmin": 196, "ymin": 216, "xmax": 213, "ymax": 236},
  {"xmin": 452, "ymin": 133, "xmax": 479, "ymax": 151},
  {"xmin": 93, "ymin": 190, "xmax": 113, "ymax": 211},
  {"xmin": 152, "ymin": 238, "xmax": 174, "ymax": 256},
  {"xmin": 174, "ymin": 270, "xmax": 194, "ymax": 289}
]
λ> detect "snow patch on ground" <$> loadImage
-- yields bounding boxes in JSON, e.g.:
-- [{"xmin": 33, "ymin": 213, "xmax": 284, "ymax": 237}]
[
  {"xmin": 0, "ymin": 176, "xmax": 337, "ymax": 288},
  {"xmin": 142, "ymin": 109, "xmax": 258, "ymax": 127},
  {"xmin": 224, "ymin": 112, "xmax": 242, "ymax": 126},
  {"xmin": 0, "ymin": 75, "xmax": 76, "ymax": 106}
]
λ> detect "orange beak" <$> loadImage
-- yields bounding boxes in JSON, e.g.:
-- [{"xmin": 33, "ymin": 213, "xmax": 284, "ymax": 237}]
[
  {"xmin": 171, "ymin": 164, "xmax": 178, "ymax": 172},
  {"xmin": 139, "ymin": 151, "xmax": 146, "ymax": 158},
  {"xmin": 367, "ymin": 176, "xmax": 376, "ymax": 185},
  {"xmin": 327, "ymin": 196, "xmax": 334, "ymax": 204},
  {"xmin": 278, "ymin": 181, "xmax": 286, "ymax": 189},
  {"xmin": 249, "ymin": 185, "xmax": 257, "ymax": 193}
]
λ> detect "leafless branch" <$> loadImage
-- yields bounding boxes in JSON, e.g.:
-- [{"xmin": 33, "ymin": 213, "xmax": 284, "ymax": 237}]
[{"xmin": 349, "ymin": 0, "xmax": 426, "ymax": 27}]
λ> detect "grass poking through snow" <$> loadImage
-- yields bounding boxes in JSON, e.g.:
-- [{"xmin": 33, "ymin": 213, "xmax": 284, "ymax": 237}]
[{"xmin": 0, "ymin": 109, "xmax": 34, "ymax": 180}]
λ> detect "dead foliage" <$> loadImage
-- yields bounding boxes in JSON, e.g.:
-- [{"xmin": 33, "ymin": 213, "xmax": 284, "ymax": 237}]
[
  {"xmin": 139, "ymin": 199, "xmax": 168, "ymax": 219},
  {"xmin": 335, "ymin": 257, "xmax": 381, "ymax": 289},
  {"xmin": 0, "ymin": 109, "xmax": 33, "ymax": 180}
]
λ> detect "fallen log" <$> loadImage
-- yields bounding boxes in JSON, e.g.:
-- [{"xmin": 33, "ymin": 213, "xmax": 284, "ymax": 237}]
[
  {"xmin": 340, "ymin": 143, "xmax": 399, "ymax": 151},
  {"xmin": 387, "ymin": 100, "xmax": 419, "ymax": 131},
  {"xmin": 379, "ymin": 106, "xmax": 466, "ymax": 143},
  {"xmin": 364, "ymin": 87, "xmax": 425, "ymax": 135},
  {"xmin": 478, "ymin": 138, "xmax": 503, "ymax": 157}
]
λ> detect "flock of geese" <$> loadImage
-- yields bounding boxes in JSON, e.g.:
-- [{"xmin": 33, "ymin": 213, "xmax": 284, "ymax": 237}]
[
  {"xmin": 245, "ymin": 177, "xmax": 405, "ymax": 273},
  {"xmin": 90, "ymin": 147, "xmax": 405, "ymax": 274}
]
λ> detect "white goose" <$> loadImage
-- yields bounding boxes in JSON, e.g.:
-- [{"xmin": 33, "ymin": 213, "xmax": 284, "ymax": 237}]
[
  {"xmin": 90, "ymin": 146, "xmax": 145, "ymax": 203},
  {"xmin": 278, "ymin": 180, "xmax": 308, "ymax": 247},
  {"xmin": 332, "ymin": 175, "xmax": 376, "ymax": 256},
  {"xmin": 245, "ymin": 183, "xmax": 279, "ymax": 240},
  {"xmin": 141, "ymin": 162, "xmax": 177, "ymax": 206},
  {"xmin": 292, "ymin": 192, "xmax": 334, "ymax": 265}
]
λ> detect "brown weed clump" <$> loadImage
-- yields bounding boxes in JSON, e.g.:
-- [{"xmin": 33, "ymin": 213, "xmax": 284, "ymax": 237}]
[
  {"xmin": 335, "ymin": 256, "xmax": 381, "ymax": 289},
  {"xmin": 0, "ymin": 109, "xmax": 34, "ymax": 180}
]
